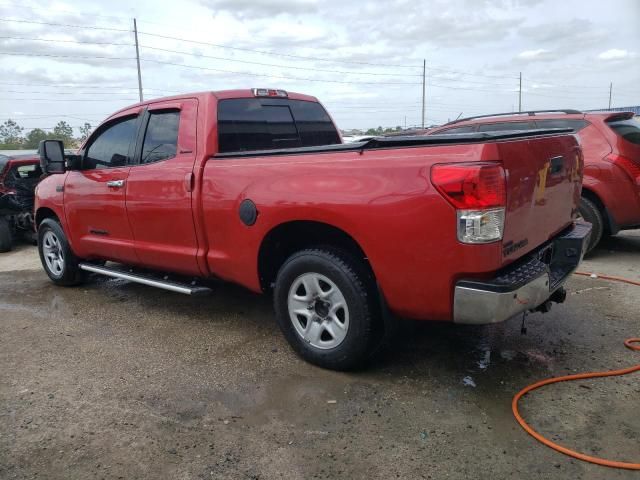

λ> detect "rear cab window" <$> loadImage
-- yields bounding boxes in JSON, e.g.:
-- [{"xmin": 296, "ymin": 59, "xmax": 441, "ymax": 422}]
[
  {"xmin": 217, "ymin": 98, "xmax": 340, "ymax": 153},
  {"xmin": 606, "ymin": 116, "xmax": 640, "ymax": 145}
]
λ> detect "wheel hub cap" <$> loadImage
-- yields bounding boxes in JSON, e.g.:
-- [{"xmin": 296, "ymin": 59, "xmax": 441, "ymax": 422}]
[
  {"xmin": 42, "ymin": 231, "xmax": 65, "ymax": 276},
  {"xmin": 287, "ymin": 272, "xmax": 349, "ymax": 350}
]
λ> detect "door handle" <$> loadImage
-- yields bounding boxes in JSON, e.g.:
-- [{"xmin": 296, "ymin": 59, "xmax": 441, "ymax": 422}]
[{"xmin": 106, "ymin": 180, "xmax": 125, "ymax": 188}]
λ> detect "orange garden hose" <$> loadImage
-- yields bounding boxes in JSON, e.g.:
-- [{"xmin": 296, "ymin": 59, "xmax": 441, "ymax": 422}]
[{"xmin": 512, "ymin": 271, "xmax": 640, "ymax": 470}]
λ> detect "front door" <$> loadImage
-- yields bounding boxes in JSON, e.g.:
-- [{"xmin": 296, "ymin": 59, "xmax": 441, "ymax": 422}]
[
  {"xmin": 64, "ymin": 112, "xmax": 141, "ymax": 264},
  {"xmin": 125, "ymin": 99, "xmax": 201, "ymax": 276}
]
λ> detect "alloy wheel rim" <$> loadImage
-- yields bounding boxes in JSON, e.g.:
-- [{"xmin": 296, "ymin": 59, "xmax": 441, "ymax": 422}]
[
  {"xmin": 287, "ymin": 272, "xmax": 349, "ymax": 350},
  {"xmin": 42, "ymin": 231, "xmax": 64, "ymax": 276}
]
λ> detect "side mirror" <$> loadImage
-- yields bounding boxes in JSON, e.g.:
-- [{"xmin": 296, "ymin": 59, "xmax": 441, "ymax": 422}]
[{"xmin": 39, "ymin": 140, "xmax": 66, "ymax": 174}]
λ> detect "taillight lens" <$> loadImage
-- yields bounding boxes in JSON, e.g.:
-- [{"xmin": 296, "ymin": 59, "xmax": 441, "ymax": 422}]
[
  {"xmin": 431, "ymin": 162, "xmax": 506, "ymax": 244},
  {"xmin": 607, "ymin": 153, "xmax": 640, "ymax": 185},
  {"xmin": 431, "ymin": 163, "xmax": 506, "ymax": 209}
]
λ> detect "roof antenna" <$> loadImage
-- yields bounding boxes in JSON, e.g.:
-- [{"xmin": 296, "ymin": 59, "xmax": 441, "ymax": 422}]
[{"xmin": 455, "ymin": 112, "xmax": 463, "ymax": 121}]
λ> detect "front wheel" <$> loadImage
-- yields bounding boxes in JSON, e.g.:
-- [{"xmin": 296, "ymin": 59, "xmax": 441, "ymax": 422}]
[
  {"xmin": 37, "ymin": 218, "xmax": 84, "ymax": 286},
  {"xmin": 273, "ymin": 248, "xmax": 380, "ymax": 370}
]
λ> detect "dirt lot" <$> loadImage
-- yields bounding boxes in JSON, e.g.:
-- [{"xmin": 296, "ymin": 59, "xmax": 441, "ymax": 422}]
[{"xmin": 1, "ymin": 232, "xmax": 639, "ymax": 479}]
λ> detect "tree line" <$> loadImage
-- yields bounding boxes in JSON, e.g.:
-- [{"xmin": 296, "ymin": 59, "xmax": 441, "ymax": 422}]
[{"xmin": 0, "ymin": 119, "xmax": 92, "ymax": 150}]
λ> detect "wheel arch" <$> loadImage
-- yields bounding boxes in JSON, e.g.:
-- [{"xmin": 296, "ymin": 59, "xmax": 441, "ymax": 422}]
[
  {"xmin": 257, "ymin": 220, "xmax": 374, "ymax": 293},
  {"xmin": 581, "ymin": 186, "xmax": 618, "ymax": 235},
  {"xmin": 35, "ymin": 207, "xmax": 60, "ymax": 227}
]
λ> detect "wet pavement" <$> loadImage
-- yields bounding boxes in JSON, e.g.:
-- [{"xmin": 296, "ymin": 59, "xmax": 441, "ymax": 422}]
[{"xmin": 1, "ymin": 232, "xmax": 639, "ymax": 479}]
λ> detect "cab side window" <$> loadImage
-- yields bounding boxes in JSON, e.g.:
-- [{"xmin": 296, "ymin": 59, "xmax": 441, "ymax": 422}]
[
  {"xmin": 84, "ymin": 116, "xmax": 138, "ymax": 170},
  {"xmin": 141, "ymin": 111, "xmax": 180, "ymax": 164}
]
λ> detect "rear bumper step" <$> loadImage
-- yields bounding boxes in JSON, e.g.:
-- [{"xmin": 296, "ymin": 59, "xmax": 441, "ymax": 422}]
[
  {"xmin": 453, "ymin": 220, "xmax": 592, "ymax": 324},
  {"xmin": 79, "ymin": 263, "xmax": 212, "ymax": 296}
]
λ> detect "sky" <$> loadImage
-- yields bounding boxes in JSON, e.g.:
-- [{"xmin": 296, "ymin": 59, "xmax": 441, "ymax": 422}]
[{"xmin": 0, "ymin": 0, "xmax": 638, "ymax": 134}]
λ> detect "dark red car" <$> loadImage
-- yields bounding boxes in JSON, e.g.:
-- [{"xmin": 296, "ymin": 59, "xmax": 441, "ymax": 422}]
[
  {"xmin": 427, "ymin": 110, "xmax": 640, "ymax": 252},
  {"xmin": 0, "ymin": 153, "xmax": 42, "ymax": 251}
]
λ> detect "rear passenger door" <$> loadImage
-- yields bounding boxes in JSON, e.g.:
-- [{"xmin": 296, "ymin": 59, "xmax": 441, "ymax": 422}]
[{"xmin": 125, "ymin": 99, "xmax": 202, "ymax": 276}]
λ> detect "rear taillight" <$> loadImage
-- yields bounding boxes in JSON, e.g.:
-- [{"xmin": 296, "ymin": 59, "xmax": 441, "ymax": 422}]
[
  {"xmin": 431, "ymin": 162, "xmax": 506, "ymax": 244},
  {"xmin": 607, "ymin": 153, "xmax": 640, "ymax": 185}
]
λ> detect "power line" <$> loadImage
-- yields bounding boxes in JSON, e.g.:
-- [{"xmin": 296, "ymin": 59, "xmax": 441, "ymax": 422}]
[
  {"xmin": 138, "ymin": 31, "xmax": 422, "ymax": 69},
  {"xmin": 0, "ymin": 34, "xmax": 421, "ymax": 77},
  {"xmin": 2, "ymin": 89, "xmax": 142, "ymax": 95},
  {"xmin": 0, "ymin": 35, "xmax": 133, "ymax": 47},
  {"xmin": 0, "ymin": 2, "xmax": 131, "ymax": 22},
  {"xmin": 139, "ymin": 44, "xmax": 423, "ymax": 77},
  {"xmin": 0, "ymin": 17, "xmax": 131, "ymax": 32},
  {"xmin": 0, "ymin": 97, "xmax": 138, "ymax": 102},
  {"xmin": 0, "ymin": 51, "xmax": 134, "ymax": 61},
  {"xmin": 0, "ymin": 81, "xmax": 139, "ymax": 89},
  {"xmin": 0, "ymin": 82, "xmax": 178, "ymax": 93},
  {"xmin": 139, "ymin": 58, "xmax": 423, "ymax": 86}
]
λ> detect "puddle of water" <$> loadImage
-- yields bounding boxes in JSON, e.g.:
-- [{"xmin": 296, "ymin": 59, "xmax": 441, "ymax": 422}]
[
  {"xmin": 499, "ymin": 350, "xmax": 516, "ymax": 361},
  {"xmin": 462, "ymin": 376, "xmax": 476, "ymax": 388},
  {"xmin": 477, "ymin": 349, "xmax": 491, "ymax": 370}
]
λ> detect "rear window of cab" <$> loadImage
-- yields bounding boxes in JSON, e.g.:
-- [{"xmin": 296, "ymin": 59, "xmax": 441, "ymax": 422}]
[{"xmin": 217, "ymin": 98, "xmax": 340, "ymax": 153}]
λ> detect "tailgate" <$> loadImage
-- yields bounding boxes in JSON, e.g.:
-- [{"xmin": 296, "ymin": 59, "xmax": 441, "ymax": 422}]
[{"xmin": 499, "ymin": 134, "xmax": 583, "ymax": 264}]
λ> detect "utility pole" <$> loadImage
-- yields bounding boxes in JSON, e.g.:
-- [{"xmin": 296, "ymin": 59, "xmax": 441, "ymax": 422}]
[
  {"xmin": 608, "ymin": 82, "xmax": 613, "ymax": 109},
  {"xmin": 421, "ymin": 59, "xmax": 426, "ymax": 129},
  {"xmin": 518, "ymin": 72, "xmax": 522, "ymax": 112},
  {"xmin": 133, "ymin": 18, "xmax": 143, "ymax": 102}
]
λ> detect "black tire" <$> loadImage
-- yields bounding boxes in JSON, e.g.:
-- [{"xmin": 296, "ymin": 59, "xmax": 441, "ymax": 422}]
[
  {"xmin": 0, "ymin": 217, "xmax": 13, "ymax": 253},
  {"xmin": 274, "ymin": 248, "xmax": 381, "ymax": 370},
  {"xmin": 578, "ymin": 196, "xmax": 603, "ymax": 254},
  {"xmin": 37, "ymin": 218, "xmax": 84, "ymax": 286}
]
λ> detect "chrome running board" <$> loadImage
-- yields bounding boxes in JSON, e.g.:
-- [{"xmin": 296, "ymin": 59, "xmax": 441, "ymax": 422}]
[{"xmin": 79, "ymin": 263, "xmax": 212, "ymax": 296}]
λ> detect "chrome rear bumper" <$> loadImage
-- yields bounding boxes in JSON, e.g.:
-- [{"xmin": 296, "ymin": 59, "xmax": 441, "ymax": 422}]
[{"xmin": 453, "ymin": 221, "xmax": 592, "ymax": 325}]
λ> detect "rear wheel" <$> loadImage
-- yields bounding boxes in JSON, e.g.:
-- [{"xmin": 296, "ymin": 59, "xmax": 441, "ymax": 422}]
[
  {"xmin": 578, "ymin": 197, "xmax": 603, "ymax": 254},
  {"xmin": 0, "ymin": 217, "xmax": 13, "ymax": 252},
  {"xmin": 37, "ymin": 218, "xmax": 84, "ymax": 286},
  {"xmin": 274, "ymin": 248, "xmax": 380, "ymax": 370}
]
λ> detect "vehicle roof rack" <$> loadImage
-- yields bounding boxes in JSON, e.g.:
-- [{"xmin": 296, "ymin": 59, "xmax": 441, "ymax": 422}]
[{"xmin": 445, "ymin": 109, "xmax": 583, "ymax": 125}]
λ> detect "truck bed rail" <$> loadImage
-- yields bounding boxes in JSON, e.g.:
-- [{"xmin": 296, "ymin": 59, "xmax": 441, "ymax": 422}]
[{"xmin": 214, "ymin": 128, "xmax": 573, "ymax": 159}]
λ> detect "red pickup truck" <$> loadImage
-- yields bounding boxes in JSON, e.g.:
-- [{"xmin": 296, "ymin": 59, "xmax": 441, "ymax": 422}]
[{"xmin": 35, "ymin": 89, "xmax": 591, "ymax": 369}]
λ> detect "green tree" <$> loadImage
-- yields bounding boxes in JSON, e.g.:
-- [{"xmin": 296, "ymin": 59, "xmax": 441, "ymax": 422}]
[
  {"xmin": 23, "ymin": 128, "xmax": 51, "ymax": 150},
  {"xmin": 52, "ymin": 121, "xmax": 74, "ymax": 144},
  {"xmin": 0, "ymin": 119, "xmax": 24, "ymax": 149},
  {"xmin": 78, "ymin": 122, "xmax": 92, "ymax": 144}
]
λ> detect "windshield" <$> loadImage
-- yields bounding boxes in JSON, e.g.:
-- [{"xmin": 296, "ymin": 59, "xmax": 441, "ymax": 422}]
[{"xmin": 606, "ymin": 116, "xmax": 640, "ymax": 145}]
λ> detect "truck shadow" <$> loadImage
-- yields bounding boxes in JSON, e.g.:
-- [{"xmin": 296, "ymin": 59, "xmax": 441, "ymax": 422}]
[{"xmin": 589, "ymin": 230, "xmax": 640, "ymax": 257}]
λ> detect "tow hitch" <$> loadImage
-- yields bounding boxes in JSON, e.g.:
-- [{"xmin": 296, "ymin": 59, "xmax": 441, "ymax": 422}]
[{"xmin": 532, "ymin": 286, "xmax": 567, "ymax": 315}]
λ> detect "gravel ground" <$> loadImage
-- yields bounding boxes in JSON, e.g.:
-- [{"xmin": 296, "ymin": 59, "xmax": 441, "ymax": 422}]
[{"xmin": 0, "ymin": 232, "xmax": 638, "ymax": 479}]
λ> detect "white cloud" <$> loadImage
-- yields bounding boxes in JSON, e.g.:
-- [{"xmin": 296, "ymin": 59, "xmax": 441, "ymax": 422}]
[
  {"xmin": 597, "ymin": 49, "xmax": 632, "ymax": 60},
  {"xmin": 518, "ymin": 49, "xmax": 548, "ymax": 59}
]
